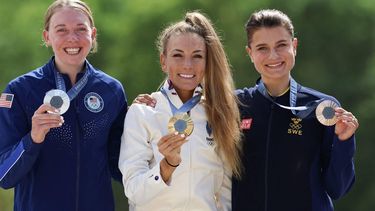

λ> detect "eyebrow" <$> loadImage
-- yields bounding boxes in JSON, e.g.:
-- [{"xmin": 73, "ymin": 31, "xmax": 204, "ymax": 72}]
[
  {"xmin": 53, "ymin": 23, "xmax": 88, "ymax": 29},
  {"xmin": 254, "ymin": 39, "xmax": 289, "ymax": 48},
  {"xmin": 171, "ymin": 49, "xmax": 205, "ymax": 53}
]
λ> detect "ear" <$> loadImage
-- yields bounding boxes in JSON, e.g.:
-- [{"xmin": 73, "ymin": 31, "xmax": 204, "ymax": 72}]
[
  {"xmin": 292, "ymin": 37, "xmax": 298, "ymax": 56},
  {"xmin": 160, "ymin": 53, "xmax": 167, "ymax": 73},
  {"xmin": 91, "ymin": 27, "xmax": 97, "ymax": 41},
  {"xmin": 246, "ymin": 46, "xmax": 254, "ymax": 63},
  {"xmin": 42, "ymin": 30, "xmax": 51, "ymax": 46}
]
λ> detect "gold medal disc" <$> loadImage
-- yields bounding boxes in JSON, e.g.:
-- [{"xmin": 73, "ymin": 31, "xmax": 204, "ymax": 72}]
[
  {"xmin": 168, "ymin": 113, "xmax": 194, "ymax": 136},
  {"xmin": 43, "ymin": 89, "xmax": 70, "ymax": 115},
  {"xmin": 315, "ymin": 100, "xmax": 338, "ymax": 126}
]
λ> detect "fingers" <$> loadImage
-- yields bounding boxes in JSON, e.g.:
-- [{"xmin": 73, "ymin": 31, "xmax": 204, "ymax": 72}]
[
  {"xmin": 334, "ymin": 107, "xmax": 359, "ymax": 141},
  {"xmin": 132, "ymin": 94, "xmax": 156, "ymax": 107},
  {"xmin": 335, "ymin": 108, "xmax": 359, "ymax": 127},
  {"xmin": 31, "ymin": 104, "xmax": 65, "ymax": 143},
  {"xmin": 35, "ymin": 104, "xmax": 60, "ymax": 114},
  {"xmin": 158, "ymin": 132, "xmax": 187, "ymax": 152}
]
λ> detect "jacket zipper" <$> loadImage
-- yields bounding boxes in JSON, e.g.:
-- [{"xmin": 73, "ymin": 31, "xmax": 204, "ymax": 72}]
[
  {"xmin": 264, "ymin": 103, "xmax": 275, "ymax": 211},
  {"xmin": 75, "ymin": 99, "xmax": 81, "ymax": 211}
]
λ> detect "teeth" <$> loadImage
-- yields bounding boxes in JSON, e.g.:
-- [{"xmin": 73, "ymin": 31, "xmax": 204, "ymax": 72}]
[
  {"xmin": 65, "ymin": 48, "xmax": 80, "ymax": 55},
  {"xmin": 179, "ymin": 74, "xmax": 194, "ymax": 78},
  {"xmin": 267, "ymin": 62, "xmax": 282, "ymax": 67}
]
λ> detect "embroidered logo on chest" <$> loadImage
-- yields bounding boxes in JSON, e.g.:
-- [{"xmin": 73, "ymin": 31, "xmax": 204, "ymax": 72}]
[
  {"xmin": 84, "ymin": 92, "xmax": 104, "ymax": 113},
  {"xmin": 287, "ymin": 117, "xmax": 303, "ymax": 136}
]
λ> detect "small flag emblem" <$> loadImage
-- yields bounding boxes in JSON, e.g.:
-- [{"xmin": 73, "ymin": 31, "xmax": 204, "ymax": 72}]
[
  {"xmin": 0, "ymin": 93, "xmax": 14, "ymax": 108},
  {"xmin": 240, "ymin": 118, "xmax": 253, "ymax": 130}
]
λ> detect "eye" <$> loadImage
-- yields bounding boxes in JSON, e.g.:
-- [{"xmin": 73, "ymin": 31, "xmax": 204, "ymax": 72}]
[
  {"xmin": 56, "ymin": 28, "xmax": 67, "ymax": 33},
  {"xmin": 77, "ymin": 27, "xmax": 88, "ymax": 32},
  {"xmin": 172, "ymin": 53, "xmax": 182, "ymax": 57},
  {"xmin": 193, "ymin": 54, "xmax": 204, "ymax": 59},
  {"xmin": 277, "ymin": 43, "xmax": 287, "ymax": 48},
  {"xmin": 257, "ymin": 47, "xmax": 268, "ymax": 52}
]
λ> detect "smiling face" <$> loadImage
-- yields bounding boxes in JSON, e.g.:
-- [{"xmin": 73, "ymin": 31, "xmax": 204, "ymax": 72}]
[
  {"xmin": 247, "ymin": 26, "xmax": 297, "ymax": 85},
  {"xmin": 43, "ymin": 7, "xmax": 96, "ymax": 74},
  {"xmin": 160, "ymin": 32, "xmax": 206, "ymax": 102}
]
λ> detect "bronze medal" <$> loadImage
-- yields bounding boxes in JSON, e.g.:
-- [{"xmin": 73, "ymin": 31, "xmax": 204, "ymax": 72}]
[
  {"xmin": 168, "ymin": 113, "xmax": 194, "ymax": 136},
  {"xmin": 315, "ymin": 100, "xmax": 338, "ymax": 126}
]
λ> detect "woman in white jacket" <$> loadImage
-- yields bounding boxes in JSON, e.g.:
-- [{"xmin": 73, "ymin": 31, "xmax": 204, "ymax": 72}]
[{"xmin": 119, "ymin": 11, "xmax": 242, "ymax": 211}]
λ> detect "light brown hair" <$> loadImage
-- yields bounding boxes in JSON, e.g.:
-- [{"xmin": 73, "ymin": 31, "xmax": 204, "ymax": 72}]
[
  {"xmin": 157, "ymin": 11, "xmax": 242, "ymax": 178},
  {"xmin": 43, "ymin": 0, "xmax": 97, "ymax": 52}
]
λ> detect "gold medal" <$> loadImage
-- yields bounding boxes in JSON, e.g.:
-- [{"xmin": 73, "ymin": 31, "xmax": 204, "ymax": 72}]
[
  {"xmin": 168, "ymin": 113, "xmax": 194, "ymax": 136},
  {"xmin": 43, "ymin": 89, "xmax": 70, "ymax": 115},
  {"xmin": 315, "ymin": 100, "xmax": 338, "ymax": 126}
]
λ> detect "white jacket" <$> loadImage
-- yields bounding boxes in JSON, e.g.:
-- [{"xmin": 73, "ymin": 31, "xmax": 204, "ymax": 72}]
[{"xmin": 119, "ymin": 82, "xmax": 231, "ymax": 211}]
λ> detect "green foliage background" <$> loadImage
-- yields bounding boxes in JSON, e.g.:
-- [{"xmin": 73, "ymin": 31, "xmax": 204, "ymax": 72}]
[{"xmin": 1, "ymin": 0, "xmax": 374, "ymax": 210}]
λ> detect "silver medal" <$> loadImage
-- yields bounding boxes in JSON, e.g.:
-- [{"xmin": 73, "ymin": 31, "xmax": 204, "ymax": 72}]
[{"xmin": 43, "ymin": 89, "xmax": 70, "ymax": 114}]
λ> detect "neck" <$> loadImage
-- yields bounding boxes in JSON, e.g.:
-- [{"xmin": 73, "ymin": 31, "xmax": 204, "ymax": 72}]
[
  {"xmin": 176, "ymin": 90, "xmax": 194, "ymax": 103},
  {"xmin": 263, "ymin": 78, "xmax": 290, "ymax": 97},
  {"xmin": 54, "ymin": 62, "xmax": 85, "ymax": 85}
]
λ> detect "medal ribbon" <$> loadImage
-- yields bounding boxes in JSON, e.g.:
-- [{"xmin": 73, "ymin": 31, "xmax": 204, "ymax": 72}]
[
  {"xmin": 160, "ymin": 87, "xmax": 201, "ymax": 115},
  {"xmin": 256, "ymin": 78, "xmax": 321, "ymax": 118},
  {"xmin": 53, "ymin": 63, "xmax": 90, "ymax": 101}
]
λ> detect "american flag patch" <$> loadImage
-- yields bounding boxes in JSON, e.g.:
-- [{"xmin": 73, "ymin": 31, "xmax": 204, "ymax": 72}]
[{"xmin": 0, "ymin": 93, "xmax": 14, "ymax": 108}]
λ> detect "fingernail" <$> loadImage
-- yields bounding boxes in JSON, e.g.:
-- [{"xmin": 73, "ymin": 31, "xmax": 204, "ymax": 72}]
[
  {"xmin": 180, "ymin": 134, "xmax": 185, "ymax": 138},
  {"xmin": 174, "ymin": 132, "xmax": 179, "ymax": 135}
]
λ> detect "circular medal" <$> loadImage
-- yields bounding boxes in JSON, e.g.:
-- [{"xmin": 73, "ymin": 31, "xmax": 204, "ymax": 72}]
[
  {"xmin": 168, "ymin": 113, "xmax": 194, "ymax": 136},
  {"xmin": 43, "ymin": 89, "xmax": 70, "ymax": 114},
  {"xmin": 315, "ymin": 100, "xmax": 338, "ymax": 126}
]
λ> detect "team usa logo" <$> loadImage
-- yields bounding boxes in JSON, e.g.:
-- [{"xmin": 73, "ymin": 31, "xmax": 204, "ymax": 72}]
[
  {"xmin": 288, "ymin": 117, "xmax": 303, "ymax": 136},
  {"xmin": 84, "ymin": 92, "xmax": 104, "ymax": 113}
]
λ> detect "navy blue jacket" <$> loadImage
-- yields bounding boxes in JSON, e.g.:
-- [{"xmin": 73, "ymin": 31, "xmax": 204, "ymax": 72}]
[
  {"xmin": 232, "ymin": 82, "xmax": 355, "ymax": 211},
  {"xmin": 0, "ymin": 58, "xmax": 127, "ymax": 211}
]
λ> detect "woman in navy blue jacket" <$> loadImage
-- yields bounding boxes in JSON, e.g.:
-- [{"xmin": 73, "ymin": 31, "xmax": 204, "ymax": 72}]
[
  {"xmin": 232, "ymin": 9, "xmax": 359, "ymax": 211},
  {"xmin": 0, "ymin": 1, "xmax": 127, "ymax": 210}
]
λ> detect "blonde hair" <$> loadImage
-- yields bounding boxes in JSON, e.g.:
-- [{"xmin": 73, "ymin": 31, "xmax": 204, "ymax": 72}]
[
  {"xmin": 157, "ymin": 11, "xmax": 242, "ymax": 178},
  {"xmin": 43, "ymin": 0, "xmax": 97, "ymax": 53}
]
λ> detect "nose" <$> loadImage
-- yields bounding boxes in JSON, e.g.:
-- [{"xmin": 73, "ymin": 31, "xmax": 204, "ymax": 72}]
[
  {"xmin": 183, "ymin": 58, "xmax": 193, "ymax": 69},
  {"xmin": 269, "ymin": 48, "xmax": 279, "ymax": 59},
  {"xmin": 67, "ymin": 31, "xmax": 79, "ymax": 42}
]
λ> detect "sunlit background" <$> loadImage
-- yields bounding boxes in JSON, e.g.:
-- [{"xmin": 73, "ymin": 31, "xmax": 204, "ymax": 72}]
[{"xmin": 1, "ymin": 0, "xmax": 374, "ymax": 210}]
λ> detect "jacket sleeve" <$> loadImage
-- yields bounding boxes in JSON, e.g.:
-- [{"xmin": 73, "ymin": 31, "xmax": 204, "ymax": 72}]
[
  {"xmin": 0, "ymin": 85, "xmax": 43, "ymax": 189},
  {"xmin": 118, "ymin": 104, "xmax": 168, "ymax": 205},
  {"xmin": 107, "ymin": 86, "xmax": 127, "ymax": 182},
  {"xmin": 321, "ymin": 126, "xmax": 356, "ymax": 200}
]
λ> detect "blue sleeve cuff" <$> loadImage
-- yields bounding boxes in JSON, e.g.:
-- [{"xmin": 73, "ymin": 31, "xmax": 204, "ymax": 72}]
[{"xmin": 22, "ymin": 133, "xmax": 43, "ymax": 155}]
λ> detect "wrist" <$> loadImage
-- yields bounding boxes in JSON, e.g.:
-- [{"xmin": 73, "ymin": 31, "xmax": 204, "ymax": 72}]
[{"xmin": 164, "ymin": 158, "xmax": 179, "ymax": 168}]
